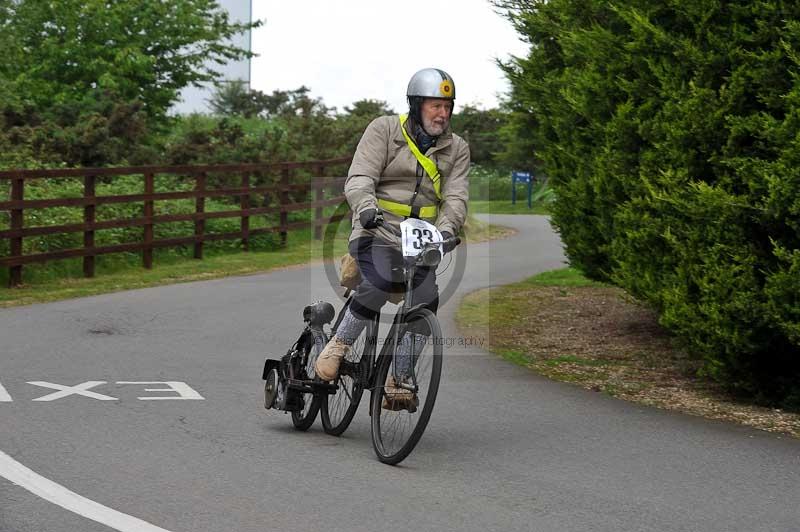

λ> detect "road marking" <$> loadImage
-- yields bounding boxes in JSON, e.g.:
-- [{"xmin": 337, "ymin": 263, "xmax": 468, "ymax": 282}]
[
  {"xmin": 0, "ymin": 449, "xmax": 175, "ymax": 532},
  {"xmin": 28, "ymin": 381, "xmax": 117, "ymax": 402},
  {"xmin": 116, "ymin": 382, "xmax": 204, "ymax": 400},
  {"xmin": 2, "ymin": 381, "xmax": 204, "ymax": 402},
  {"xmin": 0, "ymin": 382, "xmax": 11, "ymax": 402}
]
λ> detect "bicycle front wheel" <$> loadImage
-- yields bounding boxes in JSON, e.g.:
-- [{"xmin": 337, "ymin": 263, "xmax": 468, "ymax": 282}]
[{"xmin": 370, "ymin": 309, "xmax": 442, "ymax": 465}]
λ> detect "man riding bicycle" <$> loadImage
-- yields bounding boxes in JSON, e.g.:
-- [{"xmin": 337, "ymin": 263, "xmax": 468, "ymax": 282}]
[{"xmin": 315, "ymin": 68, "xmax": 470, "ymax": 409}]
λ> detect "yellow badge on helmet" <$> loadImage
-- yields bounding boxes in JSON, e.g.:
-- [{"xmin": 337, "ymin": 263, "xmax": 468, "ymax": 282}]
[{"xmin": 439, "ymin": 79, "xmax": 453, "ymax": 97}]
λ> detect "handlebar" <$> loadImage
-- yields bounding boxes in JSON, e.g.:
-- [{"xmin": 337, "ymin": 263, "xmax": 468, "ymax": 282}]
[{"xmin": 374, "ymin": 210, "xmax": 461, "ymax": 250}]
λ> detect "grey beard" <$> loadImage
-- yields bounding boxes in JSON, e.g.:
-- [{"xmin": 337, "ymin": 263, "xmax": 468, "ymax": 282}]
[{"xmin": 413, "ymin": 122, "xmax": 437, "ymax": 153}]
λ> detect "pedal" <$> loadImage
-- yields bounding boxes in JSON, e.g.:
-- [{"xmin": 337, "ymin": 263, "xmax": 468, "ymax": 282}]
[{"xmin": 396, "ymin": 380, "xmax": 417, "ymax": 392}]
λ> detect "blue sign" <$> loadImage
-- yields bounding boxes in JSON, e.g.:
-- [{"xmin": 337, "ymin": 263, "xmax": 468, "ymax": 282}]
[
  {"xmin": 511, "ymin": 171, "xmax": 534, "ymax": 208},
  {"xmin": 512, "ymin": 171, "xmax": 532, "ymax": 184}
]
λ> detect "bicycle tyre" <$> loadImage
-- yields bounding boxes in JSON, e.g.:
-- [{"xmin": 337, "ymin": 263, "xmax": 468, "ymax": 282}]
[
  {"xmin": 320, "ymin": 323, "xmax": 371, "ymax": 436},
  {"xmin": 291, "ymin": 329, "xmax": 325, "ymax": 431},
  {"xmin": 370, "ymin": 309, "xmax": 442, "ymax": 465}
]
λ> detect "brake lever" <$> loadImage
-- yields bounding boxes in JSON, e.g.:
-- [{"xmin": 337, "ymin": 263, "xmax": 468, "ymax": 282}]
[{"xmin": 375, "ymin": 211, "xmax": 402, "ymax": 236}]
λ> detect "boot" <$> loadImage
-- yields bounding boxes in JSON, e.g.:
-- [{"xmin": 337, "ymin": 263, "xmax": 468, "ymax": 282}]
[
  {"xmin": 382, "ymin": 375, "xmax": 418, "ymax": 413},
  {"xmin": 314, "ymin": 336, "xmax": 350, "ymax": 381}
]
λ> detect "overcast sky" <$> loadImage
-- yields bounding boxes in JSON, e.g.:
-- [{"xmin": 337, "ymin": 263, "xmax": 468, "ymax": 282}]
[{"xmin": 249, "ymin": 0, "xmax": 529, "ymax": 113}]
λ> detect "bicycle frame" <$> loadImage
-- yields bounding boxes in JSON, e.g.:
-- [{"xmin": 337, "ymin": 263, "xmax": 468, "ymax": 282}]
[{"xmin": 332, "ymin": 249, "xmax": 437, "ymax": 395}]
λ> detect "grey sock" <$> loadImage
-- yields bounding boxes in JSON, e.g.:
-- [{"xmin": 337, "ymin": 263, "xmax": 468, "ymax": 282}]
[
  {"xmin": 335, "ymin": 307, "xmax": 367, "ymax": 345},
  {"xmin": 394, "ymin": 332, "xmax": 427, "ymax": 378}
]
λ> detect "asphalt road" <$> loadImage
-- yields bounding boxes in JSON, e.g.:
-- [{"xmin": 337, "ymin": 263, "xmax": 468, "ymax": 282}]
[{"xmin": 1, "ymin": 214, "xmax": 798, "ymax": 532}]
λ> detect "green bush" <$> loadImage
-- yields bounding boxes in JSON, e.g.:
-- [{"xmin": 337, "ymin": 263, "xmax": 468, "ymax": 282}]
[
  {"xmin": 497, "ymin": 0, "xmax": 800, "ymax": 405},
  {"xmin": 160, "ymin": 95, "xmax": 387, "ymax": 168},
  {"xmin": 0, "ymin": 86, "xmax": 158, "ymax": 169}
]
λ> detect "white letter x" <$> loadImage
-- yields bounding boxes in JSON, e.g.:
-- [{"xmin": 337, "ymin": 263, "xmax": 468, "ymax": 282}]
[{"xmin": 28, "ymin": 381, "xmax": 117, "ymax": 402}]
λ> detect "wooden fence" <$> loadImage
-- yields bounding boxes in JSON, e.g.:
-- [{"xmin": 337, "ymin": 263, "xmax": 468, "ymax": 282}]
[{"xmin": 0, "ymin": 157, "xmax": 352, "ymax": 287}]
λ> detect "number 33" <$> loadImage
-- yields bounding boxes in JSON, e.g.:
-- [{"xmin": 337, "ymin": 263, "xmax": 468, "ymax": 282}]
[{"xmin": 411, "ymin": 228, "xmax": 434, "ymax": 249}]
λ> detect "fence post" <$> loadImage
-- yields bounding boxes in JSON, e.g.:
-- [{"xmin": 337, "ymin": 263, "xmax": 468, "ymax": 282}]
[
  {"xmin": 241, "ymin": 171, "xmax": 250, "ymax": 251},
  {"xmin": 314, "ymin": 164, "xmax": 324, "ymax": 240},
  {"xmin": 194, "ymin": 172, "xmax": 206, "ymax": 259},
  {"xmin": 143, "ymin": 172, "xmax": 154, "ymax": 269},
  {"xmin": 83, "ymin": 174, "xmax": 96, "ymax": 278},
  {"xmin": 9, "ymin": 177, "xmax": 23, "ymax": 287},
  {"xmin": 280, "ymin": 165, "xmax": 290, "ymax": 247}
]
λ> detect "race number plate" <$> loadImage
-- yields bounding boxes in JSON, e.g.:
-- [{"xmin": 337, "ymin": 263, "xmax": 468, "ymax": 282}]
[{"xmin": 400, "ymin": 219, "xmax": 443, "ymax": 257}]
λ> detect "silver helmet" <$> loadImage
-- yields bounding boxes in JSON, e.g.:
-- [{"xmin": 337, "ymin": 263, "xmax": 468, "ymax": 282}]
[{"xmin": 407, "ymin": 68, "xmax": 456, "ymax": 100}]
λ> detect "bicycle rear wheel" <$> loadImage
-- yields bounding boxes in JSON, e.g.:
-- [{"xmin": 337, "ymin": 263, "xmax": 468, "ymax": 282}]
[
  {"xmin": 370, "ymin": 309, "xmax": 442, "ymax": 465},
  {"xmin": 291, "ymin": 330, "xmax": 325, "ymax": 430},
  {"xmin": 321, "ymin": 323, "xmax": 371, "ymax": 436}
]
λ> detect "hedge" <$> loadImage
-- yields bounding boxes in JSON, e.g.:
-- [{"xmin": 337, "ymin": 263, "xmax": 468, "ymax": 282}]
[{"xmin": 498, "ymin": 0, "xmax": 800, "ymax": 405}]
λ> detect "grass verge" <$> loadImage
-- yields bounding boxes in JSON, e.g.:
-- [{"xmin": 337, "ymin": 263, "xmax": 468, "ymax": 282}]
[
  {"xmin": 456, "ymin": 267, "xmax": 800, "ymax": 439},
  {"xmin": 469, "ymin": 200, "xmax": 551, "ymax": 215}
]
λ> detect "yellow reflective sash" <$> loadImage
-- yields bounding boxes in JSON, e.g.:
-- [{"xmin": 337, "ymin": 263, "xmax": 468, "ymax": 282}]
[
  {"xmin": 377, "ymin": 198, "xmax": 438, "ymax": 219},
  {"xmin": 399, "ymin": 114, "xmax": 442, "ymax": 200}
]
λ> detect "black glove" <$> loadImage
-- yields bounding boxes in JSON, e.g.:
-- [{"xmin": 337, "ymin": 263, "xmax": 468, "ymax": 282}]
[
  {"xmin": 359, "ymin": 208, "xmax": 381, "ymax": 229},
  {"xmin": 441, "ymin": 231, "xmax": 459, "ymax": 253}
]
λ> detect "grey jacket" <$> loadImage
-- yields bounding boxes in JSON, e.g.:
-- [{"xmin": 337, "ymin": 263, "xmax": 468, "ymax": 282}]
[{"xmin": 345, "ymin": 115, "xmax": 470, "ymax": 246}]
